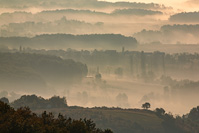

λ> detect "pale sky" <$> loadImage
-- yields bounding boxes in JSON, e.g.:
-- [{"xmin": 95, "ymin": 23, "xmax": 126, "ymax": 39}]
[
  {"xmin": 105, "ymin": 0, "xmax": 185, "ymax": 5},
  {"xmin": 105, "ymin": 0, "xmax": 198, "ymax": 11}
]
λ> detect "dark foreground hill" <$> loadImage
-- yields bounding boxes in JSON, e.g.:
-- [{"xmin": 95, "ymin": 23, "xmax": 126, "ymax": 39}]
[
  {"xmin": 2, "ymin": 95, "xmax": 199, "ymax": 133},
  {"xmin": 0, "ymin": 101, "xmax": 112, "ymax": 133},
  {"xmin": 0, "ymin": 34, "xmax": 137, "ymax": 50}
]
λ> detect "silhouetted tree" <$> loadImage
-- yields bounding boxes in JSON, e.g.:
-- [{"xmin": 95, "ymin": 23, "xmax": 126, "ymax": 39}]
[
  {"xmin": 155, "ymin": 108, "xmax": 165, "ymax": 117},
  {"xmin": 142, "ymin": 102, "xmax": 151, "ymax": 110}
]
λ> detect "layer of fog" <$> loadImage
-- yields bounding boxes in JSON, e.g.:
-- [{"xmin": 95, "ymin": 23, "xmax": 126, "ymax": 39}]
[
  {"xmin": 0, "ymin": 9, "xmax": 166, "ymax": 37},
  {"xmin": 2, "ymin": 9, "xmax": 199, "ymax": 44},
  {"xmin": 1, "ymin": 49, "xmax": 199, "ymax": 116},
  {"xmin": 1, "ymin": 73, "xmax": 198, "ymax": 116},
  {"xmin": 0, "ymin": 0, "xmax": 173, "ymax": 37}
]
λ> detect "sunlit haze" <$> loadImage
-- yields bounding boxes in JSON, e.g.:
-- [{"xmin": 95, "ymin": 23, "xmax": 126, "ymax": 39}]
[
  {"xmin": 0, "ymin": 0, "xmax": 199, "ymax": 132},
  {"xmin": 105, "ymin": 0, "xmax": 198, "ymax": 11}
]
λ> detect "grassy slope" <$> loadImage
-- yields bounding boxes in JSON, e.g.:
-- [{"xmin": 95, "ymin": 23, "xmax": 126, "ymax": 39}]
[{"xmin": 34, "ymin": 107, "xmax": 164, "ymax": 133}]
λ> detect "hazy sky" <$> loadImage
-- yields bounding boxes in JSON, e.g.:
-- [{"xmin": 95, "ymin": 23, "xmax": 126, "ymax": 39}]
[
  {"xmin": 105, "ymin": 0, "xmax": 199, "ymax": 11},
  {"xmin": 106, "ymin": 0, "xmax": 185, "ymax": 5}
]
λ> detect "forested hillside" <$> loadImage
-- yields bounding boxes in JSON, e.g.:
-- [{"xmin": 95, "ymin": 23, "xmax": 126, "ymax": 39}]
[
  {"xmin": 0, "ymin": 34, "xmax": 137, "ymax": 50},
  {"xmin": 0, "ymin": 52, "xmax": 88, "ymax": 93}
]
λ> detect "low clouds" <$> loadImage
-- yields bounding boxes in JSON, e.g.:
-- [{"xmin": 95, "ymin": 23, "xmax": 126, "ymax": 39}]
[{"xmin": 185, "ymin": 0, "xmax": 199, "ymax": 6}]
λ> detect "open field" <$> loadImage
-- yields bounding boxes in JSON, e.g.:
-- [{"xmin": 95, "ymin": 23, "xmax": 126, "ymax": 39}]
[{"xmin": 34, "ymin": 107, "xmax": 164, "ymax": 133}]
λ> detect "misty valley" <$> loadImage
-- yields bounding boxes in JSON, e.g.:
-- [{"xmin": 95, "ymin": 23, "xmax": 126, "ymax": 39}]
[
  {"xmin": 0, "ymin": 0, "xmax": 199, "ymax": 132},
  {"xmin": 1, "ymin": 47, "xmax": 199, "ymax": 132}
]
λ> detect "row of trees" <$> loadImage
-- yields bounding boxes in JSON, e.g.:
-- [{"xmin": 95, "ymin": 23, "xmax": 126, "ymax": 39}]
[{"xmin": 13, "ymin": 48, "xmax": 199, "ymax": 81}]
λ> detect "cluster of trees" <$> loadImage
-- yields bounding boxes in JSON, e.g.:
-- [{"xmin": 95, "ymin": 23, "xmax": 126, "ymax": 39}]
[
  {"xmin": 188, "ymin": 106, "xmax": 199, "ymax": 122},
  {"xmin": 0, "ymin": 95, "xmax": 68, "ymax": 110},
  {"xmin": 0, "ymin": 101, "xmax": 112, "ymax": 133},
  {"xmin": 141, "ymin": 103, "xmax": 199, "ymax": 132},
  {"xmin": 10, "ymin": 95, "xmax": 68, "ymax": 110},
  {"xmin": 154, "ymin": 108, "xmax": 185, "ymax": 133},
  {"xmin": 155, "ymin": 107, "xmax": 199, "ymax": 132}
]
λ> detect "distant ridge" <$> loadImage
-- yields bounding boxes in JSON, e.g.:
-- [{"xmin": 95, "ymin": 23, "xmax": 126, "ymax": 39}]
[{"xmin": 0, "ymin": 34, "xmax": 138, "ymax": 50}]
